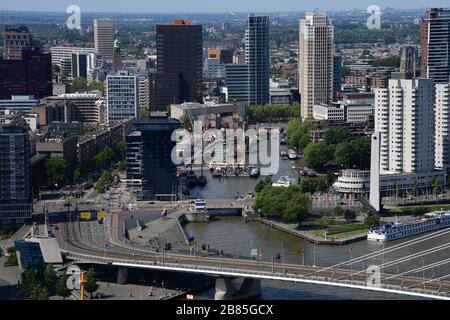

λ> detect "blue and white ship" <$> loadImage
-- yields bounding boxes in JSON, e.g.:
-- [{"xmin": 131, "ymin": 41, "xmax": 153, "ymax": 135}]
[{"xmin": 368, "ymin": 211, "xmax": 450, "ymax": 241}]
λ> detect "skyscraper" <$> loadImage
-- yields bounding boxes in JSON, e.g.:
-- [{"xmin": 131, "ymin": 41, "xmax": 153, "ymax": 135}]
[
  {"xmin": 246, "ymin": 15, "xmax": 269, "ymax": 105},
  {"xmin": 420, "ymin": 8, "xmax": 450, "ymax": 83},
  {"xmin": 435, "ymin": 83, "xmax": 450, "ymax": 171},
  {"xmin": 106, "ymin": 73, "xmax": 138, "ymax": 123},
  {"xmin": 374, "ymin": 78, "xmax": 435, "ymax": 174},
  {"xmin": 3, "ymin": 26, "xmax": 32, "ymax": 60},
  {"xmin": 94, "ymin": 19, "xmax": 115, "ymax": 60},
  {"xmin": 156, "ymin": 19, "xmax": 203, "ymax": 104},
  {"xmin": 299, "ymin": 12, "xmax": 334, "ymax": 119},
  {"xmin": 0, "ymin": 119, "xmax": 32, "ymax": 230}
]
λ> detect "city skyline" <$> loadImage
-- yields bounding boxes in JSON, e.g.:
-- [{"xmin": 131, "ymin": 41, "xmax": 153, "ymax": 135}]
[{"xmin": 1, "ymin": 0, "xmax": 450, "ymax": 13}]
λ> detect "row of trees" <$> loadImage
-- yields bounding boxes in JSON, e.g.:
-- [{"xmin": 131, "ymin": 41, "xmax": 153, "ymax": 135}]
[
  {"xmin": 21, "ymin": 265, "xmax": 98, "ymax": 300},
  {"xmin": 95, "ymin": 171, "xmax": 116, "ymax": 193},
  {"xmin": 247, "ymin": 103, "xmax": 300, "ymax": 124}
]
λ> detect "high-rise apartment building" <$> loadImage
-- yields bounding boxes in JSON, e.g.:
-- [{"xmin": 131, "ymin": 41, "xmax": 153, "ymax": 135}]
[
  {"xmin": 3, "ymin": 26, "xmax": 32, "ymax": 60},
  {"xmin": 420, "ymin": 8, "xmax": 450, "ymax": 83},
  {"xmin": 156, "ymin": 19, "xmax": 203, "ymax": 104},
  {"xmin": 0, "ymin": 120, "xmax": 32, "ymax": 230},
  {"xmin": 106, "ymin": 73, "xmax": 138, "ymax": 123},
  {"xmin": 245, "ymin": 15, "xmax": 270, "ymax": 105},
  {"xmin": 374, "ymin": 78, "xmax": 435, "ymax": 174},
  {"xmin": 299, "ymin": 12, "xmax": 334, "ymax": 119},
  {"xmin": 94, "ymin": 19, "xmax": 115, "ymax": 60},
  {"xmin": 435, "ymin": 83, "xmax": 450, "ymax": 171}
]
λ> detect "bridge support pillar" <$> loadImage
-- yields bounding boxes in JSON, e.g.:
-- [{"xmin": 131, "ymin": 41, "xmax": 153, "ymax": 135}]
[
  {"xmin": 215, "ymin": 277, "xmax": 261, "ymax": 300},
  {"xmin": 117, "ymin": 266, "xmax": 129, "ymax": 285}
]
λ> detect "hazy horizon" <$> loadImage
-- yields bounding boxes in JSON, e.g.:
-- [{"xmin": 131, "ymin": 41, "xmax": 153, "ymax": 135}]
[{"xmin": 0, "ymin": 0, "xmax": 449, "ymax": 14}]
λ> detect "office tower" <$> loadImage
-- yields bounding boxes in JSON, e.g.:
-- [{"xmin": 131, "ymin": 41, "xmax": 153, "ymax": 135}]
[
  {"xmin": 94, "ymin": 19, "xmax": 115, "ymax": 60},
  {"xmin": 0, "ymin": 47, "xmax": 52, "ymax": 99},
  {"xmin": 50, "ymin": 47, "xmax": 96, "ymax": 74},
  {"xmin": 71, "ymin": 52, "xmax": 88, "ymax": 78},
  {"xmin": 435, "ymin": 83, "xmax": 450, "ymax": 171},
  {"xmin": 113, "ymin": 37, "xmax": 123, "ymax": 73},
  {"xmin": 299, "ymin": 12, "xmax": 334, "ymax": 119},
  {"xmin": 0, "ymin": 120, "xmax": 32, "ymax": 230},
  {"xmin": 225, "ymin": 64, "xmax": 249, "ymax": 104},
  {"xmin": 3, "ymin": 26, "xmax": 31, "ymax": 60},
  {"xmin": 374, "ymin": 78, "xmax": 435, "ymax": 174},
  {"xmin": 125, "ymin": 117, "xmax": 182, "ymax": 200},
  {"xmin": 245, "ymin": 15, "xmax": 269, "ymax": 105},
  {"xmin": 156, "ymin": 19, "xmax": 203, "ymax": 104},
  {"xmin": 333, "ymin": 55, "xmax": 342, "ymax": 100},
  {"xmin": 420, "ymin": 8, "xmax": 450, "ymax": 83},
  {"xmin": 149, "ymin": 73, "xmax": 180, "ymax": 112},
  {"xmin": 106, "ymin": 73, "xmax": 138, "ymax": 123}
]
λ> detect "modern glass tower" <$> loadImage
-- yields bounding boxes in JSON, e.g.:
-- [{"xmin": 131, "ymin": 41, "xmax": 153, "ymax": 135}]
[
  {"xmin": 246, "ymin": 15, "xmax": 269, "ymax": 105},
  {"xmin": 420, "ymin": 8, "xmax": 450, "ymax": 83}
]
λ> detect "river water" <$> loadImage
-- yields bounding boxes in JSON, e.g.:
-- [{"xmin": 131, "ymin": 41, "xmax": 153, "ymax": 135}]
[
  {"xmin": 181, "ymin": 130, "xmax": 449, "ymax": 300},
  {"xmin": 185, "ymin": 216, "xmax": 449, "ymax": 300}
]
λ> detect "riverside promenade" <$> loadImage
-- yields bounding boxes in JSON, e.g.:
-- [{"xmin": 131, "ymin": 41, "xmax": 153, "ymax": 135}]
[{"xmin": 256, "ymin": 218, "xmax": 368, "ymax": 245}]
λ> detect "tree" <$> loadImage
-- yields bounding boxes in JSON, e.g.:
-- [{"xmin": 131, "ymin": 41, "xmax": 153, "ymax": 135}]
[
  {"xmin": 84, "ymin": 269, "xmax": 99, "ymax": 300},
  {"xmin": 344, "ymin": 209, "xmax": 357, "ymax": 222},
  {"xmin": 350, "ymin": 138, "xmax": 371, "ymax": 170},
  {"xmin": 139, "ymin": 107, "xmax": 150, "ymax": 119},
  {"xmin": 43, "ymin": 264, "xmax": 57, "ymax": 290},
  {"xmin": 304, "ymin": 142, "xmax": 334, "ymax": 170},
  {"xmin": 255, "ymin": 176, "xmax": 273, "ymax": 193},
  {"xmin": 87, "ymin": 81, "xmax": 105, "ymax": 95},
  {"xmin": 334, "ymin": 206, "xmax": 344, "ymax": 217},
  {"xmin": 69, "ymin": 77, "xmax": 87, "ymax": 93},
  {"xmin": 95, "ymin": 171, "xmax": 115, "ymax": 193},
  {"xmin": 335, "ymin": 142, "xmax": 353, "ymax": 168},
  {"xmin": 364, "ymin": 214, "xmax": 380, "ymax": 228},
  {"xmin": 432, "ymin": 177, "xmax": 442, "ymax": 202},
  {"xmin": 326, "ymin": 171, "xmax": 336, "ymax": 188},
  {"xmin": 46, "ymin": 157, "xmax": 67, "ymax": 187},
  {"xmin": 116, "ymin": 140, "xmax": 127, "ymax": 160},
  {"xmin": 412, "ymin": 182, "xmax": 419, "ymax": 198},
  {"xmin": 56, "ymin": 275, "xmax": 72, "ymax": 300},
  {"xmin": 324, "ymin": 127, "xmax": 348, "ymax": 146},
  {"xmin": 283, "ymin": 192, "xmax": 311, "ymax": 224}
]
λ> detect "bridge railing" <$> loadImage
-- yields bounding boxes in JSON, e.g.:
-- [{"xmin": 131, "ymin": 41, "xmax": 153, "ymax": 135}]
[{"xmin": 63, "ymin": 252, "xmax": 448, "ymax": 298}]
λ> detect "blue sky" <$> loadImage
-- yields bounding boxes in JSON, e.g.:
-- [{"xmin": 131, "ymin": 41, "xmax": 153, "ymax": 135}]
[{"xmin": 1, "ymin": 0, "xmax": 450, "ymax": 13}]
